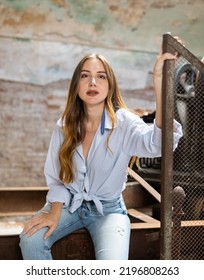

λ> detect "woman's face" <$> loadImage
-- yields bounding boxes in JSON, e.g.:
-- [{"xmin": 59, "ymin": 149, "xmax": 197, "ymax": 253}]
[{"xmin": 78, "ymin": 58, "xmax": 109, "ymax": 107}]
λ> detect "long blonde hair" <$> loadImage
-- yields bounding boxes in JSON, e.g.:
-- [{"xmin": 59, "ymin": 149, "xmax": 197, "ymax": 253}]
[{"xmin": 59, "ymin": 54, "xmax": 127, "ymax": 183}]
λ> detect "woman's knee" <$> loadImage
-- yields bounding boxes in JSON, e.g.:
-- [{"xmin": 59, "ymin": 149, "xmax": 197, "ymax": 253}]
[
  {"xmin": 19, "ymin": 227, "xmax": 51, "ymax": 259},
  {"xmin": 91, "ymin": 214, "xmax": 131, "ymax": 259}
]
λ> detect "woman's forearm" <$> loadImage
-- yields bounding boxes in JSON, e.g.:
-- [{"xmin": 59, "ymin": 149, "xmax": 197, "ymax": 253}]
[
  {"xmin": 50, "ymin": 201, "xmax": 63, "ymax": 218},
  {"xmin": 153, "ymin": 52, "xmax": 177, "ymax": 128},
  {"xmin": 154, "ymin": 68, "xmax": 162, "ymax": 128}
]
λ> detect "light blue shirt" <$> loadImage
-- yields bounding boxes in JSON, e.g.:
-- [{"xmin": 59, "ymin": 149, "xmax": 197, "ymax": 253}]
[{"xmin": 45, "ymin": 108, "xmax": 183, "ymax": 214}]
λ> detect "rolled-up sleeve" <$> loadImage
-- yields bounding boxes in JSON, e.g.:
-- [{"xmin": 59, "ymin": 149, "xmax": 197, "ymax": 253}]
[
  {"xmin": 44, "ymin": 122, "xmax": 71, "ymax": 207},
  {"xmin": 173, "ymin": 119, "xmax": 183, "ymax": 150},
  {"xmin": 151, "ymin": 119, "xmax": 183, "ymax": 151},
  {"xmin": 121, "ymin": 110, "xmax": 183, "ymax": 158},
  {"xmin": 122, "ymin": 119, "xmax": 162, "ymax": 158}
]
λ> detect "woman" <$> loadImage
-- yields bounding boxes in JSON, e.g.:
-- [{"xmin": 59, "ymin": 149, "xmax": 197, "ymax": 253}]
[{"xmin": 19, "ymin": 44, "xmax": 183, "ymax": 260}]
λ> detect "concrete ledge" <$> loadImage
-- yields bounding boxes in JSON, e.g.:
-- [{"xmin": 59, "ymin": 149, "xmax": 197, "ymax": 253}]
[{"xmin": 0, "ymin": 222, "xmax": 23, "ymax": 236}]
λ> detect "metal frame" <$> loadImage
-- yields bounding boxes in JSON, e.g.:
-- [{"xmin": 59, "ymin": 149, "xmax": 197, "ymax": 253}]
[{"xmin": 161, "ymin": 33, "xmax": 204, "ymax": 259}]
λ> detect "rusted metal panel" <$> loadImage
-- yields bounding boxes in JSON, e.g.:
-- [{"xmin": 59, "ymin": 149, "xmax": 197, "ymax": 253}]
[
  {"xmin": 160, "ymin": 33, "xmax": 176, "ymax": 260},
  {"xmin": 172, "ymin": 186, "xmax": 186, "ymax": 259},
  {"xmin": 161, "ymin": 33, "xmax": 204, "ymax": 260}
]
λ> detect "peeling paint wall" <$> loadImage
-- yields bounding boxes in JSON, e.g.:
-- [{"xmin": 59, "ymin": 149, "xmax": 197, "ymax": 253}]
[
  {"xmin": 0, "ymin": 0, "xmax": 203, "ymax": 53},
  {"xmin": 0, "ymin": 0, "xmax": 203, "ymax": 187}
]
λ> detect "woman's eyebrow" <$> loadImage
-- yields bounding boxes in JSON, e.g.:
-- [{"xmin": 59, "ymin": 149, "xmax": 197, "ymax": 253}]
[
  {"xmin": 81, "ymin": 69, "xmax": 107, "ymax": 74},
  {"xmin": 98, "ymin": 71, "xmax": 107, "ymax": 74}
]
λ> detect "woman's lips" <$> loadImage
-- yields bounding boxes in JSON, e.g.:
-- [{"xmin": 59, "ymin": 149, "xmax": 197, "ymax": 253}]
[{"xmin": 86, "ymin": 90, "xmax": 99, "ymax": 96}]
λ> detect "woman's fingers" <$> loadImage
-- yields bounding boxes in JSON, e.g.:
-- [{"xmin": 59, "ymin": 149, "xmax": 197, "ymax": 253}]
[
  {"xmin": 23, "ymin": 216, "xmax": 40, "ymax": 234},
  {"xmin": 23, "ymin": 212, "xmax": 58, "ymax": 239},
  {"xmin": 44, "ymin": 226, "xmax": 55, "ymax": 240},
  {"xmin": 23, "ymin": 213, "xmax": 50, "ymax": 235},
  {"xmin": 173, "ymin": 36, "xmax": 184, "ymax": 46},
  {"xmin": 154, "ymin": 52, "xmax": 178, "ymax": 75},
  {"xmin": 157, "ymin": 35, "xmax": 183, "ymax": 63},
  {"xmin": 26, "ymin": 222, "xmax": 47, "ymax": 237}
]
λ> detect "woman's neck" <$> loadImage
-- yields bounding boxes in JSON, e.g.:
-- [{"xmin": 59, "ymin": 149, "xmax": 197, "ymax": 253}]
[{"xmin": 85, "ymin": 104, "xmax": 104, "ymax": 130}]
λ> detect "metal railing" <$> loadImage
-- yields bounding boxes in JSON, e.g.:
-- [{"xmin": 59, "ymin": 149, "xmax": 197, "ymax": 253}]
[{"xmin": 161, "ymin": 33, "xmax": 204, "ymax": 259}]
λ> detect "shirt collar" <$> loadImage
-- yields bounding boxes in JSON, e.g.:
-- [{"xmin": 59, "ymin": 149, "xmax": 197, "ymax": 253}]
[{"xmin": 104, "ymin": 109, "xmax": 117, "ymax": 130}]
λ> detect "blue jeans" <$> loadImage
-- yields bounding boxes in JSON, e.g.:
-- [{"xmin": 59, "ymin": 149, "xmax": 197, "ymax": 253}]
[{"xmin": 19, "ymin": 196, "xmax": 130, "ymax": 260}]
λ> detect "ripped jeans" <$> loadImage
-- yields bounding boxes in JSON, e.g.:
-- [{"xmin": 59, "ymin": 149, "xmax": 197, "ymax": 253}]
[{"xmin": 19, "ymin": 196, "xmax": 130, "ymax": 260}]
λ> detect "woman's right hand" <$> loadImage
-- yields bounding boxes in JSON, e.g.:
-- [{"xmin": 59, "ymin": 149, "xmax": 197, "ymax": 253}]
[{"xmin": 23, "ymin": 202, "xmax": 63, "ymax": 240}]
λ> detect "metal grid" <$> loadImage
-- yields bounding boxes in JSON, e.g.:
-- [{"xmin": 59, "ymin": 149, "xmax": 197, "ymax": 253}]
[{"xmin": 161, "ymin": 34, "xmax": 204, "ymax": 260}]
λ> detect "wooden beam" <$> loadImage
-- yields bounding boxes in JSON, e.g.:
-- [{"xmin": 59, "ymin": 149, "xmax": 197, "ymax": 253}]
[
  {"xmin": 128, "ymin": 167, "xmax": 161, "ymax": 202},
  {"xmin": 181, "ymin": 220, "xmax": 204, "ymax": 227},
  {"xmin": 0, "ymin": 212, "xmax": 35, "ymax": 217},
  {"xmin": 131, "ymin": 222, "xmax": 160, "ymax": 229},
  {"xmin": 131, "ymin": 220, "xmax": 204, "ymax": 230},
  {"xmin": 128, "ymin": 208, "xmax": 159, "ymax": 223}
]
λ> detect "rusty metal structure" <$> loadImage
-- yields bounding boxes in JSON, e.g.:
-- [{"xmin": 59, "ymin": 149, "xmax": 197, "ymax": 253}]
[
  {"xmin": 161, "ymin": 33, "xmax": 204, "ymax": 259},
  {"xmin": 128, "ymin": 33, "xmax": 204, "ymax": 260}
]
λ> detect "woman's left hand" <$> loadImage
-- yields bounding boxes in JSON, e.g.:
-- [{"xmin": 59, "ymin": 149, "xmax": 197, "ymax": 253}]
[
  {"xmin": 153, "ymin": 36, "xmax": 183, "ymax": 128},
  {"xmin": 154, "ymin": 36, "xmax": 183, "ymax": 78}
]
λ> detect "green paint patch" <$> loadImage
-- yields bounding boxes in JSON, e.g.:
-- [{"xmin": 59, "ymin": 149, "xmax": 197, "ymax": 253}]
[
  {"xmin": 0, "ymin": 0, "xmax": 38, "ymax": 10},
  {"xmin": 69, "ymin": 0, "xmax": 108, "ymax": 25}
]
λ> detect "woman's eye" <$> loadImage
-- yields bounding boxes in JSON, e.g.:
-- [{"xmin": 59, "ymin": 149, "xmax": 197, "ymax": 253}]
[
  {"xmin": 81, "ymin": 73, "xmax": 88, "ymax": 78},
  {"xmin": 98, "ymin": 75, "xmax": 106, "ymax": 79}
]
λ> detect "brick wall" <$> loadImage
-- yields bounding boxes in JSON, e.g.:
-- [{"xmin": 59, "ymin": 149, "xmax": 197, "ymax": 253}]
[{"xmin": 0, "ymin": 79, "xmax": 69, "ymax": 187}]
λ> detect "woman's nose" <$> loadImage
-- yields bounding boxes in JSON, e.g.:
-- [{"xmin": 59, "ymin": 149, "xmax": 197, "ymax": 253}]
[{"xmin": 89, "ymin": 76, "xmax": 96, "ymax": 86}]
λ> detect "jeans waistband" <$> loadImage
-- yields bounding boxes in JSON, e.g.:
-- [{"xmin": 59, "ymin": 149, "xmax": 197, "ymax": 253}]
[{"xmin": 82, "ymin": 196, "xmax": 122, "ymax": 209}]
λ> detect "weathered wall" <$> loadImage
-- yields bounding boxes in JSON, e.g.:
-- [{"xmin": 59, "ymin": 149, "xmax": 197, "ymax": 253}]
[
  {"xmin": 0, "ymin": 0, "xmax": 203, "ymax": 54},
  {"xmin": 0, "ymin": 0, "xmax": 203, "ymax": 187}
]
